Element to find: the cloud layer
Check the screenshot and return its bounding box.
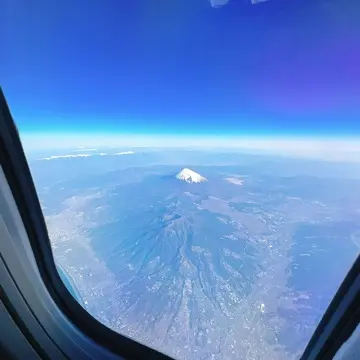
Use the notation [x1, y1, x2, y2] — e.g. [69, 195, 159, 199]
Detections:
[39, 151, 135, 161]
[24, 133, 360, 162]
[41, 154, 92, 160]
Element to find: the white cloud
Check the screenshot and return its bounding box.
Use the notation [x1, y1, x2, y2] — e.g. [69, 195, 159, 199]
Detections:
[114, 151, 135, 155]
[72, 148, 98, 152]
[225, 178, 244, 186]
[40, 154, 92, 160]
[38, 151, 134, 160]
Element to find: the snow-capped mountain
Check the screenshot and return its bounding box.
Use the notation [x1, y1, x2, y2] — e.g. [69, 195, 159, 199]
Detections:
[175, 168, 207, 183]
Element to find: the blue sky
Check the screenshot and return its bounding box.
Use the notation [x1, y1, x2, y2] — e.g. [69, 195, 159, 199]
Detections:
[2, 0, 360, 144]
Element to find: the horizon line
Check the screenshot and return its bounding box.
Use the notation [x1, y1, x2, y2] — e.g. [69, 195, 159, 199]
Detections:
[20, 133, 360, 163]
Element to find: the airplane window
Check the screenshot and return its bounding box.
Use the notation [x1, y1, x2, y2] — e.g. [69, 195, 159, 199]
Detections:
[3, 0, 360, 359]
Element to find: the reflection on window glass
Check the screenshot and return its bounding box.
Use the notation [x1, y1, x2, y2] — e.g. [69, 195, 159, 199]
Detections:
[56, 263, 85, 308]
[334, 323, 360, 360]
[5, 0, 360, 359]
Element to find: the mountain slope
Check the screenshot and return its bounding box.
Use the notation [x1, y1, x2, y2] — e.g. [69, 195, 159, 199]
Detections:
[176, 168, 207, 183]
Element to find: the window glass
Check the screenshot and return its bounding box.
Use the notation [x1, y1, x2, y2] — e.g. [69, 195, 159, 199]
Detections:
[4, 0, 360, 359]
[334, 323, 360, 360]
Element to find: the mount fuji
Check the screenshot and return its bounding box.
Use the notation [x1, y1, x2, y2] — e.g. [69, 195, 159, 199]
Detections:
[175, 168, 207, 183]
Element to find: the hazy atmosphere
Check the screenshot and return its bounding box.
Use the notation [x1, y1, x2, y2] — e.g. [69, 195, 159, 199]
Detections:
[27, 147, 360, 359]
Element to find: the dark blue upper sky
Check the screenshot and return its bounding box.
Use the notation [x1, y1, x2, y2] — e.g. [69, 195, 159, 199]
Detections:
[2, 0, 360, 137]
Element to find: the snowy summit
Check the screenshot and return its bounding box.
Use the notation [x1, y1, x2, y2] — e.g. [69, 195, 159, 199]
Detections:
[176, 168, 207, 183]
